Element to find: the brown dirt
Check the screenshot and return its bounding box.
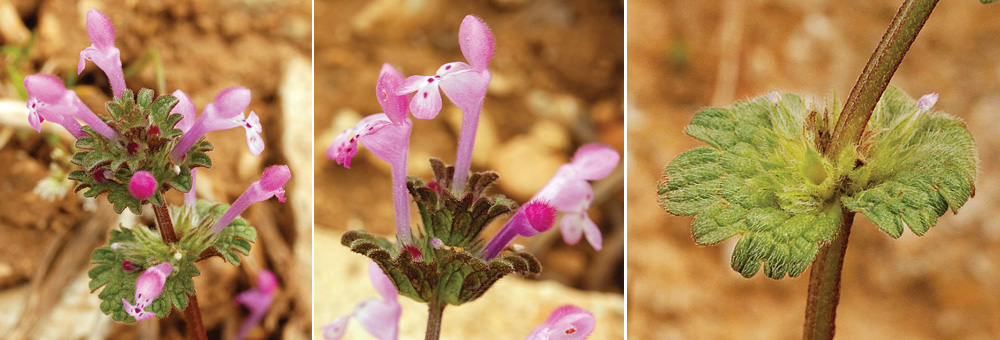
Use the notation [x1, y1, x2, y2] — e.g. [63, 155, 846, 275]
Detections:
[0, 0, 310, 338]
[629, 0, 1000, 339]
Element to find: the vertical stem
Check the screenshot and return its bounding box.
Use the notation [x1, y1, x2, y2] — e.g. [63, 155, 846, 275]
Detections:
[806, 0, 937, 339]
[152, 202, 178, 244]
[152, 202, 207, 340]
[425, 302, 445, 340]
[183, 293, 208, 340]
[828, 0, 939, 157]
[803, 212, 855, 340]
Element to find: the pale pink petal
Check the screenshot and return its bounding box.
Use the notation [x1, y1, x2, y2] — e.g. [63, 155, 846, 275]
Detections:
[359, 117, 412, 167]
[171, 90, 197, 133]
[367, 262, 397, 303]
[376, 64, 409, 124]
[581, 215, 603, 251]
[325, 114, 393, 168]
[122, 298, 156, 321]
[458, 15, 496, 71]
[917, 93, 938, 112]
[235, 270, 277, 340]
[406, 77, 443, 119]
[569, 143, 620, 181]
[534, 167, 593, 212]
[559, 213, 584, 246]
[354, 298, 400, 340]
[207, 87, 252, 120]
[323, 316, 350, 340]
[211, 165, 290, 234]
[526, 305, 595, 340]
[85, 9, 116, 50]
[243, 112, 265, 156]
[439, 69, 489, 111]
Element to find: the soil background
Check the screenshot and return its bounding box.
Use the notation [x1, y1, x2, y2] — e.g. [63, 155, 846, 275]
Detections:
[314, 0, 625, 338]
[0, 0, 311, 339]
[629, 0, 1000, 339]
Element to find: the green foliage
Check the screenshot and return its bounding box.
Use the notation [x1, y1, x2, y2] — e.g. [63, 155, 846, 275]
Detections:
[407, 159, 514, 248]
[342, 230, 540, 306]
[88, 227, 197, 322]
[89, 200, 257, 322]
[659, 87, 977, 279]
[342, 159, 543, 306]
[70, 89, 213, 214]
[842, 87, 977, 237]
[982, 0, 997, 4]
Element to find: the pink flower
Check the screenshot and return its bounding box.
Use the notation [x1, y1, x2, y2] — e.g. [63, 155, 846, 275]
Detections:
[323, 262, 400, 340]
[122, 262, 172, 322]
[77, 9, 126, 99]
[184, 168, 197, 207]
[170, 90, 197, 133]
[525, 305, 596, 340]
[211, 165, 290, 234]
[235, 270, 278, 340]
[170, 87, 263, 160]
[532, 144, 620, 251]
[326, 64, 414, 243]
[128, 171, 157, 200]
[397, 15, 495, 193]
[481, 201, 557, 260]
[23, 74, 118, 140]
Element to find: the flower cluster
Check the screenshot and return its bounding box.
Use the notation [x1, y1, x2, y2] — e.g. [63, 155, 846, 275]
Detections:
[327, 14, 614, 339]
[24, 9, 289, 326]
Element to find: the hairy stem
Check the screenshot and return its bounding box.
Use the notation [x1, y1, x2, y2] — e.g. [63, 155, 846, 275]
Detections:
[152, 202, 207, 340]
[425, 302, 445, 340]
[183, 293, 208, 340]
[828, 0, 939, 156]
[803, 211, 855, 340]
[152, 202, 178, 244]
[806, 0, 938, 339]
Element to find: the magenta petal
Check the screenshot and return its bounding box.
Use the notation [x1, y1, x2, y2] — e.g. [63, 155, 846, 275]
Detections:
[85, 9, 116, 50]
[323, 316, 350, 340]
[257, 269, 278, 294]
[569, 143, 620, 181]
[439, 69, 489, 111]
[376, 64, 409, 124]
[27, 102, 42, 132]
[534, 167, 593, 212]
[458, 15, 496, 71]
[526, 305, 596, 340]
[124, 263, 172, 322]
[171, 90, 197, 133]
[481, 201, 557, 260]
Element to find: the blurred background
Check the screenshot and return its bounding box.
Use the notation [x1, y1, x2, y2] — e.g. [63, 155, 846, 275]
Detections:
[628, 0, 1000, 339]
[0, 0, 311, 338]
[314, 0, 623, 338]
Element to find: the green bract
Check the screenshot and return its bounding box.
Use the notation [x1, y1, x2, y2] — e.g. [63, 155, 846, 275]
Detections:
[658, 87, 976, 279]
[68, 88, 213, 214]
[341, 160, 541, 306]
[88, 200, 257, 322]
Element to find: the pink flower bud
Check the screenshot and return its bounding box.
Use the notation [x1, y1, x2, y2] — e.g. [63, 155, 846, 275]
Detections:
[128, 171, 157, 200]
